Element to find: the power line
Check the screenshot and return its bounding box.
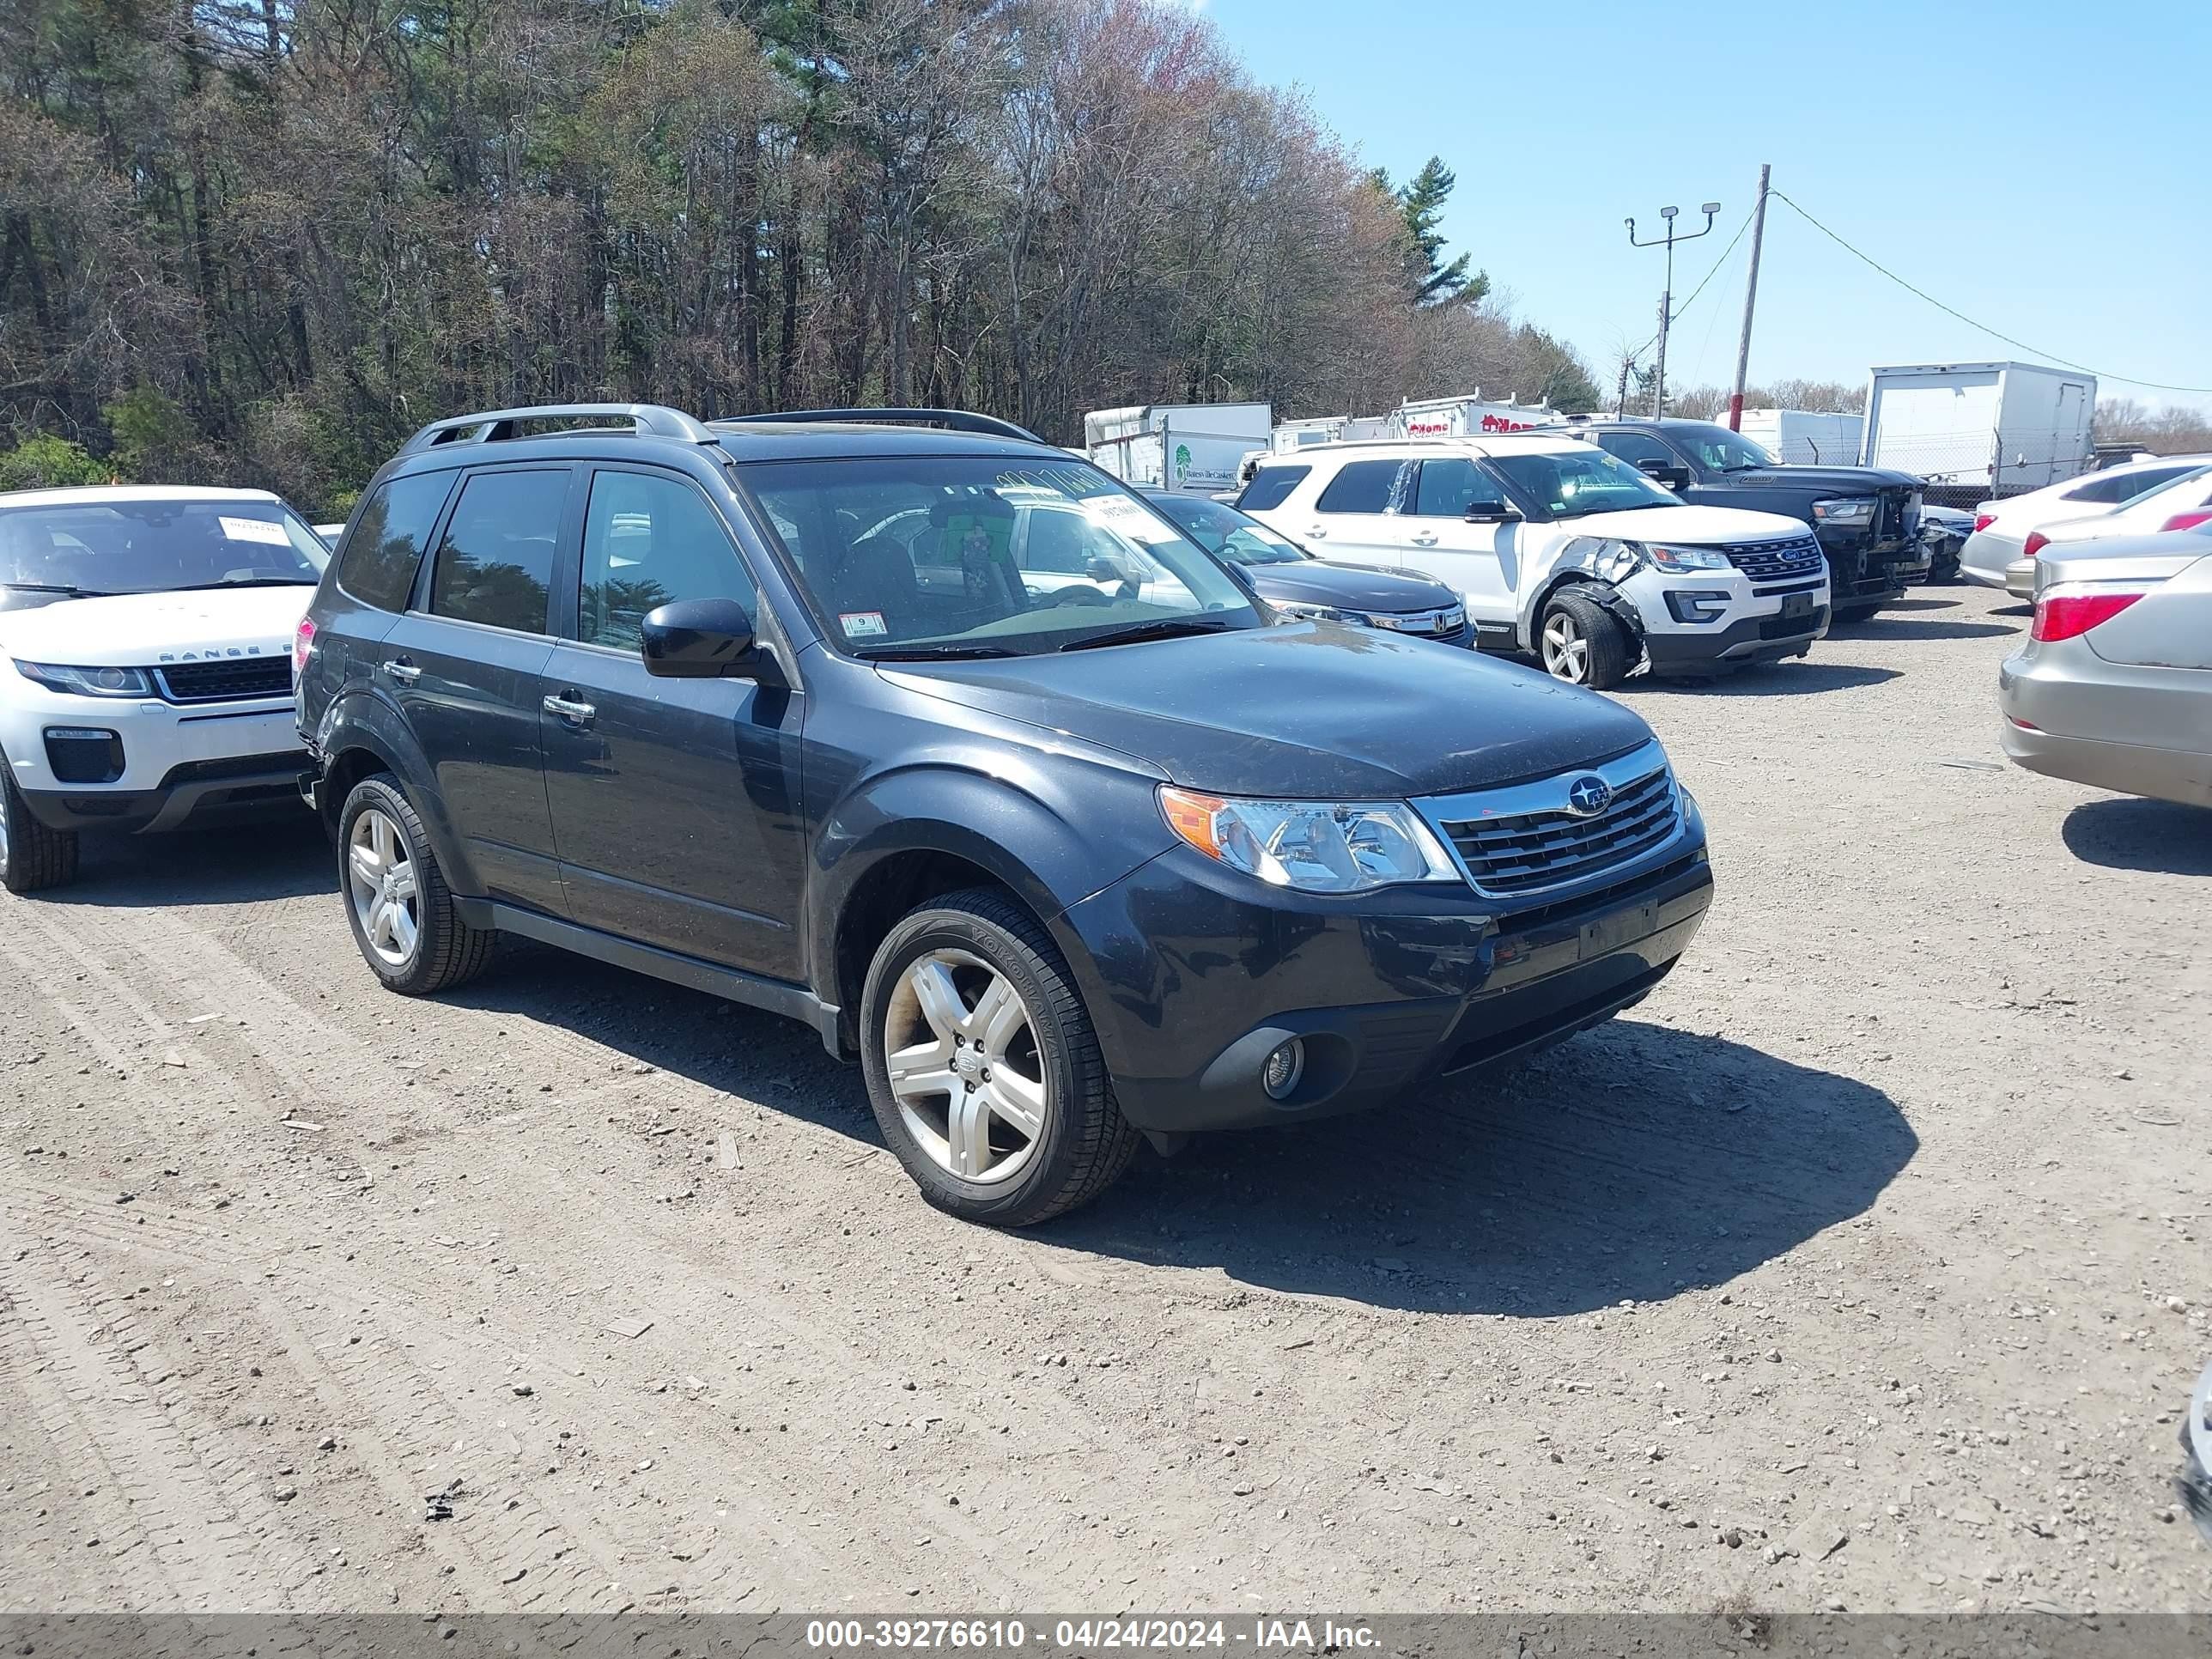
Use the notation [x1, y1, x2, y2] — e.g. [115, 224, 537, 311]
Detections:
[1770, 190, 2212, 396]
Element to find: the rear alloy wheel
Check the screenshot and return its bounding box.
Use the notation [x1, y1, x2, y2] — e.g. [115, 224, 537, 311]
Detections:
[0, 752, 80, 895]
[861, 888, 1138, 1226]
[337, 775, 495, 995]
[1539, 588, 1632, 690]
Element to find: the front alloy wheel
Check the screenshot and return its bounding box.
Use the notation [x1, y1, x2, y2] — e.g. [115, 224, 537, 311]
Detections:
[1540, 609, 1590, 682]
[882, 949, 1048, 1186]
[348, 806, 421, 968]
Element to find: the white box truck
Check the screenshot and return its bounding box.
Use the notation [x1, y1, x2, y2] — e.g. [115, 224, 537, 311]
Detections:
[1861, 362, 2095, 497]
[1737, 408, 1865, 466]
[1385, 393, 1563, 440]
[1082, 403, 1273, 495]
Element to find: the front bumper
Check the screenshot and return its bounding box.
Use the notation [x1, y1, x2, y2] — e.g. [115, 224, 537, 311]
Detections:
[1622, 568, 1829, 671]
[19, 751, 312, 833]
[1060, 827, 1714, 1135]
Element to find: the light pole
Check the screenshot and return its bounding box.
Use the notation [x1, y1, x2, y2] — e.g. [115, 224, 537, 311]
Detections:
[1627, 200, 1719, 417]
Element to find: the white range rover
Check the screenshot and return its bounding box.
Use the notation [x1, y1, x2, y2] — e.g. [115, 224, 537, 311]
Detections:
[1237, 434, 1832, 688]
[0, 485, 328, 893]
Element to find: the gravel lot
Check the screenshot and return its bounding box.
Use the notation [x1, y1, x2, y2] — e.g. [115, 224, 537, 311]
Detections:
[3, 582, 2207, 1617]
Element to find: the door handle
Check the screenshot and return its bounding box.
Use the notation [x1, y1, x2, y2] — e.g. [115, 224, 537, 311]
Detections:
[380, 659, 421, 684]
[543, 693, 596, 726]
[1410, 532, 1440, 546]
[1305, 526, 1328, 538]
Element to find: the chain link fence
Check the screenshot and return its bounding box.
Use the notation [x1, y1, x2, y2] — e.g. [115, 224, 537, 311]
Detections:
[1862, 427, 2099, 509]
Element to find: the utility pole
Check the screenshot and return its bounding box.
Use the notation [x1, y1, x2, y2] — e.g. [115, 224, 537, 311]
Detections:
[1627, 200, 1719, 418]
[1727, 165, 1771, 432]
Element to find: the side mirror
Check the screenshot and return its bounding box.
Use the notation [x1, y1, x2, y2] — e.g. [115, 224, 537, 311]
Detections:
[641, 597, 763, 679]
[1464, 500, 1520, 524]
[1637, 459, 1693, 491]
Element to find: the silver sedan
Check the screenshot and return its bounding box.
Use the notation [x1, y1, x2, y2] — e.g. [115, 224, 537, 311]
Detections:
[1999, 526, 2212, 808]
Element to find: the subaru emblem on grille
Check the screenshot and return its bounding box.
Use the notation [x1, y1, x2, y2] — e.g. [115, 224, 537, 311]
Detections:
[1565, 775, 1613, 817]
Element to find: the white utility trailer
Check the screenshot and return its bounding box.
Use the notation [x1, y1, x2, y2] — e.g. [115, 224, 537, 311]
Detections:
[1384, 393, 1564, 440]
[1082, 403, 1273, 496]
[1861, 362, 2095, 495]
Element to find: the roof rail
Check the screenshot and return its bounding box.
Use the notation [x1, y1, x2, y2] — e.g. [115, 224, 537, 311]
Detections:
[714, 407, 1047, 445]
[398, 403, 717, 455]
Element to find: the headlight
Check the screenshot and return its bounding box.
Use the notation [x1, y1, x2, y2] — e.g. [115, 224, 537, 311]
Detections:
[1645, 544, 1735, 572]
[13, 661, 155, 698]
[1811, 496, 1877, 526]
[1271, 600, 1356, 624]
[1159, 787, 1459, 893]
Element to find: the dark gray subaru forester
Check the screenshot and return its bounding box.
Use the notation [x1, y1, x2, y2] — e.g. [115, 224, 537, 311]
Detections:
[295, 404, 1713, 1225]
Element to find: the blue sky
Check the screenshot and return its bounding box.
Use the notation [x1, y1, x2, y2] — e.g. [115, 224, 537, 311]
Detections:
[1198, 0, 2212, 415]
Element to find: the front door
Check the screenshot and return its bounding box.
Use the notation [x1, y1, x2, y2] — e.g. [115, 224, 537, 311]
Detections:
[381, 463, 573, 915]
[1395, 454, 1521, 629]
[1297, 458, 1408, 564]
[541, 465, 806, 981]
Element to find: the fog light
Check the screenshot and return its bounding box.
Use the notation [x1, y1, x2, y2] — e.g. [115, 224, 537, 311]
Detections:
[1261, 1039, 1304, 1100]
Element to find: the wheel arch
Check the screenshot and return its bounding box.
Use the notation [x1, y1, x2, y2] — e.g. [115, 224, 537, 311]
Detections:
[1523, 570, 1644, 656]
[314, 690, 478, 896]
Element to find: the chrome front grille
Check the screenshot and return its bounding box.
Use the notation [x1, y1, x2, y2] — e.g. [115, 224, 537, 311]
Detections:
[1421, 743, 1682, 899]
[1367, 605, 1466, 637]
[1723, 534, 1825, 584]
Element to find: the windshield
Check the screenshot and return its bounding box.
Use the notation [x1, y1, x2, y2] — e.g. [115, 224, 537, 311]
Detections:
[1146, 495, 1310, 566]
[0, 498, 329, 597]
[1486, 448, 1684, 520]
[1672, 425, 1778, 472]
[742, 457, 1261, 657]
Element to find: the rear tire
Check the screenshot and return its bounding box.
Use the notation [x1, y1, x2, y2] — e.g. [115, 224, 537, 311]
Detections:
[860, 887, 1138, 1226]
[1538, 588, 1633, 690]
[337, 775, 495, 995]
[0, 754, 80, 895]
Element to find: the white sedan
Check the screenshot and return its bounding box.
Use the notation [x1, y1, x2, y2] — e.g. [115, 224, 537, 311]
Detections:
[1960, 455, 2210, 594]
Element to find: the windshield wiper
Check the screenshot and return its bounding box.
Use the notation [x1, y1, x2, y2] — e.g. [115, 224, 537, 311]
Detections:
[1057, 618, 1232, 652]
[2, 581, 110, 598]
[858, 642, 1021, 660]
[170, 577, 319, 591]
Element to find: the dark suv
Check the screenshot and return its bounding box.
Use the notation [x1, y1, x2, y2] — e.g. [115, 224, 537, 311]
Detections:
[295, 404, 1714, 1224]
[1571, 418, 1927, 620]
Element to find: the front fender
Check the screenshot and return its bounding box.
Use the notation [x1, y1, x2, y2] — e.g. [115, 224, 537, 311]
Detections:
[314, 686, 480, 898]
[806, 757, 1173, 1016]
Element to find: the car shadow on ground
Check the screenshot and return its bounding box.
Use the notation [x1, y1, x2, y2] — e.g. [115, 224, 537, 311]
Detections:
[37, 811, 331, 908]
[1622, 662, 1902, 698]
[1047, 1018, 1917, 1316]
[441, 952, 1916, 1318]
[1883, 596, 1964, 612]
[1828, 615, 2021, 641]
[2063, 795, 2212, 876]
[1990, 603, 2033, 618]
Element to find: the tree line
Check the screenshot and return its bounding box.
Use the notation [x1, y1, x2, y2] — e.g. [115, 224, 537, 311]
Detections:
[2, 0, 1603, 513]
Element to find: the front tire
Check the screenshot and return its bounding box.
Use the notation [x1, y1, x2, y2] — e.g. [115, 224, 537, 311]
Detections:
[860, 888, 1138, 1226]
[1539, 588, 1633, 690]
[337, 775, 495, 995]
[0, 753, 79, 895]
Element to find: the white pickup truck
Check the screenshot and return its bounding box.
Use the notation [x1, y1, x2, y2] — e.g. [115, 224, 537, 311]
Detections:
[1237, 434, 1831, 688]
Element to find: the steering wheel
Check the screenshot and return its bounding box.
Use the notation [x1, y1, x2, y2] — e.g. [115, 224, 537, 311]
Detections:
[1041, 584, 1114, 608]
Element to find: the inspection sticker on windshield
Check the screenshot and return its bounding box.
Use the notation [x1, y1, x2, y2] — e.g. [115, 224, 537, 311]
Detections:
[218, 516, 291, 545]
[839, 611, 889, 640]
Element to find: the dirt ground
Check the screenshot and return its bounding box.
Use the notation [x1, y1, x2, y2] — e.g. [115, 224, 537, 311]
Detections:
[3, 581, 2208, 1618]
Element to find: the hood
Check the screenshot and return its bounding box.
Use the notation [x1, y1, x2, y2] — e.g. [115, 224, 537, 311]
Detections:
[880, 623, 1654, 798]
[1245, 562, 1460, 613]
[1714, 464, 1923, 494]
[1568, 503, 1813, 544]
[0, 585, 314, 665]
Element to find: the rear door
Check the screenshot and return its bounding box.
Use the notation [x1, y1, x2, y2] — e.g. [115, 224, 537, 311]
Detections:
[1395, 455, 1521, 629]
[1297, 458, 1409, 563]
[539, 464, 807, 980]
[379, 464, 573, 914]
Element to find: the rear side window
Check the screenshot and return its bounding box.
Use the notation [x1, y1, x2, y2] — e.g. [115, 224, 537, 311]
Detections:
[1237, 465, 1310, 512]
[429, 470, 566, 634]
[336, 472, 453, 612]
[2069, 465, 2192, 505]
[1315, 459, 1407, 515]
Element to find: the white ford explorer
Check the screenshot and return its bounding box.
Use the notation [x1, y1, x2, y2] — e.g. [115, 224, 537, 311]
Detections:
[0, 485, 328, 892]
[1237, 434, 1832, 689]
